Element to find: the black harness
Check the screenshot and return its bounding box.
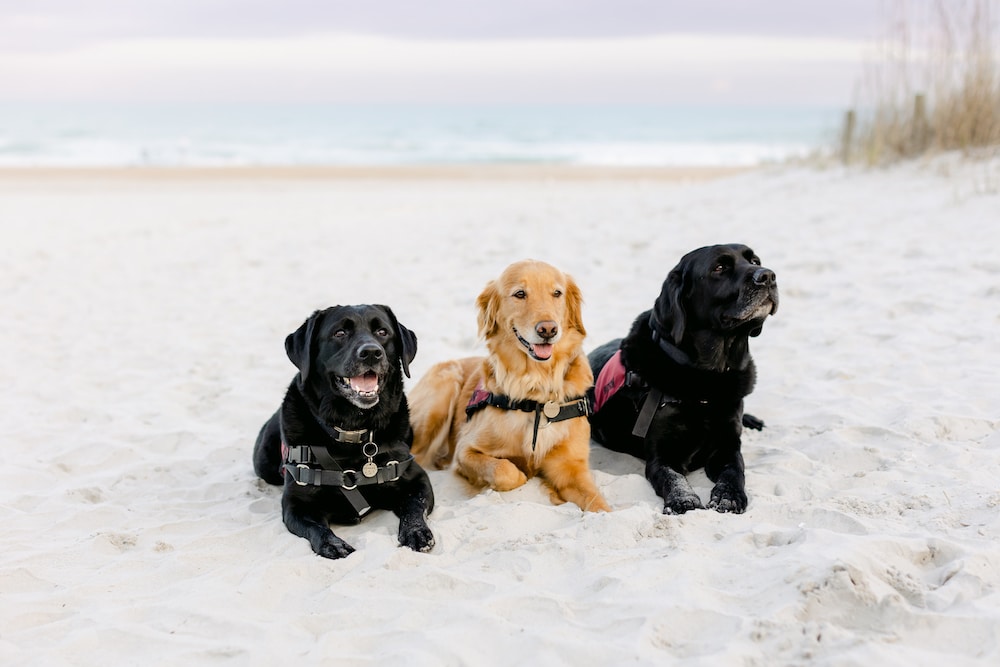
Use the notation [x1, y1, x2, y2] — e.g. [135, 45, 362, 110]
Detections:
[465, 387, 591, 450]
[282, 426, 413, 518]
[594, 315, 715, 439]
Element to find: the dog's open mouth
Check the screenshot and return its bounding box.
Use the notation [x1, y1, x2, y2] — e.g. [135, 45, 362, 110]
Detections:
[337, 371, 380, 400]
[513, 327, 553, 361]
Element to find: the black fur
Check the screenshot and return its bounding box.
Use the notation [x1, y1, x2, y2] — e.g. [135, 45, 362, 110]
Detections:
[253, 305, 434, 559]
[588, 244, 778, 515]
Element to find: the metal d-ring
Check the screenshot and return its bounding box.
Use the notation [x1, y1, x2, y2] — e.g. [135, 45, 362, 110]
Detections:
[362, 441, 378, 458]
[341, 469, 359, 490]
[295, 463, 309, 486]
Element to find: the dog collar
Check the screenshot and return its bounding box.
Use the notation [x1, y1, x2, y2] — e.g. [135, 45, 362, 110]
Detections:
[465, 385, 590, 451]
[330, 426, 372, 444]
[301, 389, 377, 445]
[648, 323, 694, 368]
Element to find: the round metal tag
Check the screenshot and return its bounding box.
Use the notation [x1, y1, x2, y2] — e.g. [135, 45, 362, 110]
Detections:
[362, 461, 379, 478]
[543, 401, 560, 419]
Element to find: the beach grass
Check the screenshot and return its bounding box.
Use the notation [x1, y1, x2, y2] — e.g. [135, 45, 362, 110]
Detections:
[843, 0, 1000, 164]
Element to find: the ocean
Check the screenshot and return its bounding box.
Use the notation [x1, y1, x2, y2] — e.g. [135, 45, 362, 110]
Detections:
[0, 103, 843, 168]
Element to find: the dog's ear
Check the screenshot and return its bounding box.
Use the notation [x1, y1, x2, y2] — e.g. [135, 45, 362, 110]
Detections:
[379, 305, 418, 378]
[285, 309, 324, 383]
[661, 265, 688, 344]
[563, 272, 587, 337]
[476, 279, 502, 340]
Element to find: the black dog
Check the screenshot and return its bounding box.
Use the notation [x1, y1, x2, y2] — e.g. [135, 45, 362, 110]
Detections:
[588, 244, 778, 515]
[253, 305, 435, 559]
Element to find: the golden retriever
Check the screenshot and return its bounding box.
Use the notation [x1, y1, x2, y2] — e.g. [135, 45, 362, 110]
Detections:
[409, 259, 610, 512]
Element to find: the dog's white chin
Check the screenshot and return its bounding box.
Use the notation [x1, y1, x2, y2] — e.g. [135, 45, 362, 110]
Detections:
[727, 296, 776, 327]
[347, 394, 379, 408]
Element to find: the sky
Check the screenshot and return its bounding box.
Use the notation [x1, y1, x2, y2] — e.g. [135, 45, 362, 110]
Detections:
[0, 1, 895, 107]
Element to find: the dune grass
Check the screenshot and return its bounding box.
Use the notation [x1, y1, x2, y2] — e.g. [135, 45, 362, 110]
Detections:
[843, 0, 1000, 164]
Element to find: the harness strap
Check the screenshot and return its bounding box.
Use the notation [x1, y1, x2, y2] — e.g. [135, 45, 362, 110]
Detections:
[631, 387, 663, 439]
[465, 389, 535, 415]
[281, 438, 413, 518]
[466, 390, 591, 421]
[299, 444, 371, 517]
[283, 455, 412, 488]
[465, 386, 590, 451]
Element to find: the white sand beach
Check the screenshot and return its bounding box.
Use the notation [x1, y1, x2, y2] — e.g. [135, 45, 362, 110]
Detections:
[1, 159, 999, 666]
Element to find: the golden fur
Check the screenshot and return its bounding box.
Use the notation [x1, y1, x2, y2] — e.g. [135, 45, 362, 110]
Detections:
[409, 259, 609, 512]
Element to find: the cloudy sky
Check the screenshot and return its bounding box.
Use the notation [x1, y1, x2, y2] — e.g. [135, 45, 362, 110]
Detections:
[0, 1, 893, 106]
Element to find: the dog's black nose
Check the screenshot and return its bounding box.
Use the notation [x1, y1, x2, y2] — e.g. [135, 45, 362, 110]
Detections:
[535, 320, 558, 340]
[357, 343, 384, 362]
[752, 268, 776, 286]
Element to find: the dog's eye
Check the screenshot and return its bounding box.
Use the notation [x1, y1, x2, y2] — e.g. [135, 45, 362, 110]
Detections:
[375, 328, 389, 337]
[713, 255, 736, 274]
[333, 329, 347, 338]
[750, 256, 761, 266]
[512, 290, 526, 299]
[553, 290, 563, 298]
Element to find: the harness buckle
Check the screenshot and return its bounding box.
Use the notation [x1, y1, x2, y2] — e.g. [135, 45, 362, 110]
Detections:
[385, 460, 401, 482]
[333, 426, 368, 444]
[294, 463, 310, 486]
[285, 445, 312, 465]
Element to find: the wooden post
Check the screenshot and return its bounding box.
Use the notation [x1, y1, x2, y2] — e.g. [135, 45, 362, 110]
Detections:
[913, 93, 928, 153]
[841, 109, 856, 164]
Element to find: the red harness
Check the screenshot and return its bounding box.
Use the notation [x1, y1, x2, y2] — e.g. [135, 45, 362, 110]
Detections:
[593, 350, 628, 414]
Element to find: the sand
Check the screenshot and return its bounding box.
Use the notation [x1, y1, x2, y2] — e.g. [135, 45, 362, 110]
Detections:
[1, 158, 998, 666]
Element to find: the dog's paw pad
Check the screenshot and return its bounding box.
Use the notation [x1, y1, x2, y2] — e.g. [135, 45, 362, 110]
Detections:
[663, 495, 703, 515]
[708, 497, 747, 514]
[401, 528, 435, 553]
[316, 537, 355, 560]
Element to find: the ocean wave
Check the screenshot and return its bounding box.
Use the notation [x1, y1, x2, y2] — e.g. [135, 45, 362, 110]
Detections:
[0, 103, 840, 167]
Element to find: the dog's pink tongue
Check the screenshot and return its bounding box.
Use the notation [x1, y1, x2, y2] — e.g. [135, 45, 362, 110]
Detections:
[350, 372, 379, 393]
[533, 343, 554, 360]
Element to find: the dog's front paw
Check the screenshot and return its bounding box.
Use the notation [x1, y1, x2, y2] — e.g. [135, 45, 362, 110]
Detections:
[399, 524, 435, 553]
[663, 490, 704, 515]
[490, 459, 528, 491]
[314, 534, 356, 559]
[708, 484, 748, 514]
[742, 413, 765, 431]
